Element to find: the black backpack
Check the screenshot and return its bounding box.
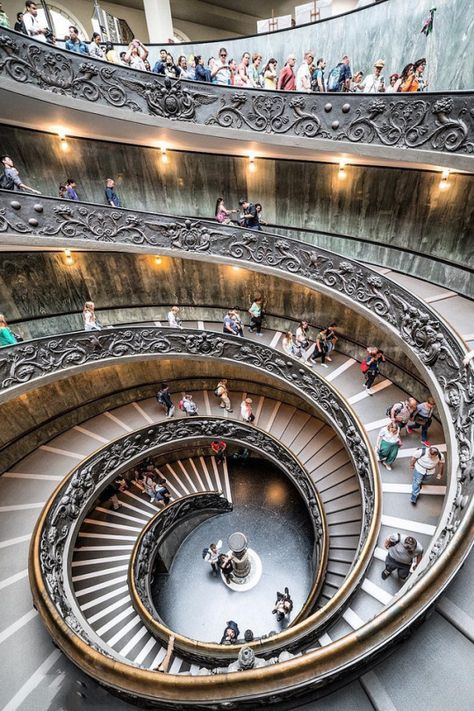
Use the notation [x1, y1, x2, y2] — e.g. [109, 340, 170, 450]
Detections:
[202, 547, 209, 559]
[0, 169, 15, 190]
[386, 402, 402, 418]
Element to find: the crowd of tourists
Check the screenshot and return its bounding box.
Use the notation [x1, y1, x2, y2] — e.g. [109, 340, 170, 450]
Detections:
[3, 2, 429, 94]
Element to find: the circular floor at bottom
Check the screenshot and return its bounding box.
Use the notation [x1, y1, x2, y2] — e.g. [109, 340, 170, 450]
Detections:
[151, 460, 315, 642]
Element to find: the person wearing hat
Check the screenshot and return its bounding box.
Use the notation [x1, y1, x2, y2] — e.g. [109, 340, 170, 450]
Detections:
[359, 60, 386, 93]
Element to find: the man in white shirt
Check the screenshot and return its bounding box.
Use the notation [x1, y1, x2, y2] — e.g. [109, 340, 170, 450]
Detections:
[204, 540, 222, 576]
[359, 59, 386, 93]
[23, 1, 47, 43]
[410, 445, 444, 505]
[296, 51, 314, 92]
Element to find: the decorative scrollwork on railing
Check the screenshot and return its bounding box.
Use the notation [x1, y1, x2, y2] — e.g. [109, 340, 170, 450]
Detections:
[0, 29, 472, 155]
[1, 193, 469, 581]
[37, 417, 330, 664]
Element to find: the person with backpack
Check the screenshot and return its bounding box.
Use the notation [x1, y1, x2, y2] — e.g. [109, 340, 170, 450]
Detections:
[204, 540, 222, 576]
[180, 393, 198, 416]
[156, 383, 175, 417]
[327, 54, 352, 92]
[216, 379, 233, 412]
[0, 155, 40, 193]
[376, 421, 402, 470]
[361, 347, 385, 392]
[407, 397, 435, 446]
[410, 445, 444, 505]
[382, 533, 423, 581]
[388, 398, 417, 433]
[309, 327, 330, 368]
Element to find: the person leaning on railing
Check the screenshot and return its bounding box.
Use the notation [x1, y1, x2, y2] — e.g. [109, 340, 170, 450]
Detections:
[0, 154, 41, 193]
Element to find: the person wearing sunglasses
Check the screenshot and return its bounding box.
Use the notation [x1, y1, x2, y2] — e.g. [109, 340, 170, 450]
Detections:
[211, 46, 231, 85]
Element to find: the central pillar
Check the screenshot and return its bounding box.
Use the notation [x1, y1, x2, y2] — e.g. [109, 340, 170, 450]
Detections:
[143, 0, 173, 43]
[228, 532, 251, 579]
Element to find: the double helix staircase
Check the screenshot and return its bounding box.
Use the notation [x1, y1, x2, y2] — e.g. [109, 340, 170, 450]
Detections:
[0, 315, 452, 701]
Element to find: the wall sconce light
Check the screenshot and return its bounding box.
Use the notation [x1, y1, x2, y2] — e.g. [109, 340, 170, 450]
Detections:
[248, 153, 257, 173]
[57, 128, 68, 151]
[160, 145, 169, 164]
[232, 265, 241, 271]
[64, 248, 74, 266]
[338, 160, 347, 179]
[439, 168, 450, 191]
[154, 255, 162, 265]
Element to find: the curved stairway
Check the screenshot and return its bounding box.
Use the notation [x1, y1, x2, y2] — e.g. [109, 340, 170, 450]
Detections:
[0, 318, 452, 704]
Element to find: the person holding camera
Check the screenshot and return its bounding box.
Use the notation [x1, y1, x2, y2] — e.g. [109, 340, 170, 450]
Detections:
[382, 533, 423, 580]
[124, 39, 149, 71]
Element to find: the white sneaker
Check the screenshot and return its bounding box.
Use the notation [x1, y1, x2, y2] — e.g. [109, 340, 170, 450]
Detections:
[321, 363, 329, 368]
[169, 406, 175, 417]
[382, 462, 392, 471]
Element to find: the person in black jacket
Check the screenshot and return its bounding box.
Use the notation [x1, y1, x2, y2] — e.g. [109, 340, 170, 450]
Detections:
[220, 620, 240, 644]
[14, 12, 27, 33]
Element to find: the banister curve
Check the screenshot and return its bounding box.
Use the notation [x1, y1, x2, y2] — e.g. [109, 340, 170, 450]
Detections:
[0, 29, 472, 167]
[4, 193, 472, 706]
[29, 368, 375, 661]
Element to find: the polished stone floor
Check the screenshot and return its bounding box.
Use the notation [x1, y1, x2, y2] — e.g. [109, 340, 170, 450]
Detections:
[151, 460, 315, 643]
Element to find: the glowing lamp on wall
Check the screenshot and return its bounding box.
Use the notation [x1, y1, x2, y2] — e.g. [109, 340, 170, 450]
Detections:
[160, 145, 169, 164]
[439, 169, 450, 191]
[64, 249, 74, 266]
[338, 160, 347, 180]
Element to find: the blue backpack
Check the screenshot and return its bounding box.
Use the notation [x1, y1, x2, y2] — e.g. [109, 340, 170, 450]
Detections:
[327, 64, 342, 92]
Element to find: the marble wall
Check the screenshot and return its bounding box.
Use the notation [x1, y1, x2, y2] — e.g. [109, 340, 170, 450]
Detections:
[127, 0, 473, 90]
[0, 249, 429, 392]
[1, 125, 472, 291]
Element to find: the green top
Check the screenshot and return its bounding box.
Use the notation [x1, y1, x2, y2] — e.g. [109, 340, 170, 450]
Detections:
[0, 327, 17, 347]
[0, 11, 9, 28]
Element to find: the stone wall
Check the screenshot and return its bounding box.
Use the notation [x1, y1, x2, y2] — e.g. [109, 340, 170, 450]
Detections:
[1, 125, 472, 293]
[125, 0, 472, 90]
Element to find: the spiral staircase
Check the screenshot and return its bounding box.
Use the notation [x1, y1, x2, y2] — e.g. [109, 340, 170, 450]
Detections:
[0, 2, 473, 708]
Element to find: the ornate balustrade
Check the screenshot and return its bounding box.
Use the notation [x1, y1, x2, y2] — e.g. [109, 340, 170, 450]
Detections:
[3, 191, 472, 707]
[0, 29, 472, 163]
[31, 418, 336, 666]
